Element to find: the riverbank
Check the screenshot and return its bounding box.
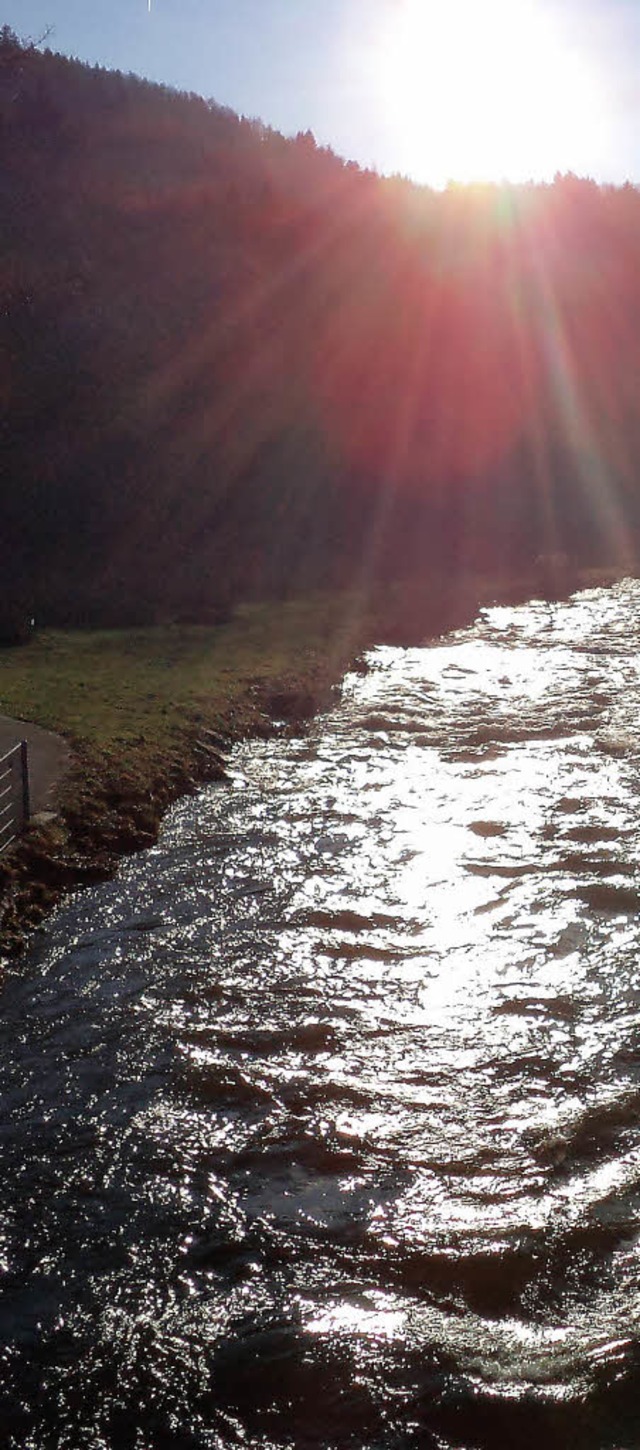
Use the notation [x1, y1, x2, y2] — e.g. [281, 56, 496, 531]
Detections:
[0, 568, 629, 957]
[0, 591, 386, 956]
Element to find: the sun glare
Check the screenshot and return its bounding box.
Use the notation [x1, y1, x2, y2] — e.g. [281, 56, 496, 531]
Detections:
[375, 0, 605, 186]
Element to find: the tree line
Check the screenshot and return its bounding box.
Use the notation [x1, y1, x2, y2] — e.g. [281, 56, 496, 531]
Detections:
[2, 27, 640, 634]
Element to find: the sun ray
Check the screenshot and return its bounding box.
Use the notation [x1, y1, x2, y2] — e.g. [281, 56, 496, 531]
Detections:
[373, 0, 606, 186]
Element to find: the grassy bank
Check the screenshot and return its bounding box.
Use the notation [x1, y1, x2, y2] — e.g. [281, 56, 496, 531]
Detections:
[0, 590, 393, 955]
[0, 567, 629, 957]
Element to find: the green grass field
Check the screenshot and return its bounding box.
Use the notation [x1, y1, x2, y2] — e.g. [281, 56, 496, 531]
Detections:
[0, 592, 375, 750]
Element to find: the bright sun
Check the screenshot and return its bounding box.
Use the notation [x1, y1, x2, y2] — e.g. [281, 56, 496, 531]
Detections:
[374, 0, 605, 186]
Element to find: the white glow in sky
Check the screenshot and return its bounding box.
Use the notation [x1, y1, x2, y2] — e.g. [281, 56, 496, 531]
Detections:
[371, 0, 609, 186]
[3, 0, 639, 186]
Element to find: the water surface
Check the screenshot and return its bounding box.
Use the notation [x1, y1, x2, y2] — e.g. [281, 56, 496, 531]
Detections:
[4, 581, 640, 1447]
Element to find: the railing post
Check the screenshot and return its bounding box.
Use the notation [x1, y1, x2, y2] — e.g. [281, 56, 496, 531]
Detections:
[20, 739, 30, 827]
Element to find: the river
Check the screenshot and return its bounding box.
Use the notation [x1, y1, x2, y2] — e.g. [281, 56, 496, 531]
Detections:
[3, 580, 640, 1448]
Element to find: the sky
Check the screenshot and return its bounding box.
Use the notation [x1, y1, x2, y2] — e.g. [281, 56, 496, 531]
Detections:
[3, 0, 640, 188]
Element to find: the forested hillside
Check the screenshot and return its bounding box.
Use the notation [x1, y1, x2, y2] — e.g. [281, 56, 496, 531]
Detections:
[2, 27, 640, 629]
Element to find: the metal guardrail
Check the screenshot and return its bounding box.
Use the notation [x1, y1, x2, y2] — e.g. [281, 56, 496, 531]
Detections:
[0, 740, 30, 854]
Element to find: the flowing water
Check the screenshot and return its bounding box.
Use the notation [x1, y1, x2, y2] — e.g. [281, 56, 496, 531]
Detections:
[4, 581, 640, 1448]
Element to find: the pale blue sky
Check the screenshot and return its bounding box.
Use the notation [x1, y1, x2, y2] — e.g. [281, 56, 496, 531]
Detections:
[3, 0, 639, 186]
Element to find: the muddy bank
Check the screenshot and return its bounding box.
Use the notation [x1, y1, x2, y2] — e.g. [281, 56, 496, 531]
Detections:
[0, 662, 345, 958]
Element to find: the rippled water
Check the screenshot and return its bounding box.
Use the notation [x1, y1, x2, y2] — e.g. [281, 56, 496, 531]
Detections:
[5, 581, 640, 1448]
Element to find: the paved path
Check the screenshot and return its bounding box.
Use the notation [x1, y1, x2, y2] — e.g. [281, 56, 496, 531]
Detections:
[0, 716, 70, 815]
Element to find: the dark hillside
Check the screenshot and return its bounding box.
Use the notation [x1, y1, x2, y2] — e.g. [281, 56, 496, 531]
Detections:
[2, 28, 640, 628]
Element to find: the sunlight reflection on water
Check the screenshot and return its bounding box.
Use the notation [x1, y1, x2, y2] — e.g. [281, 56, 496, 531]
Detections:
[5, 582, 640, 1445]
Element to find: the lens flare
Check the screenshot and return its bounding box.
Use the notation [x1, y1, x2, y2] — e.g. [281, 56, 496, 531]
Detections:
[374, 0, 606, 185]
